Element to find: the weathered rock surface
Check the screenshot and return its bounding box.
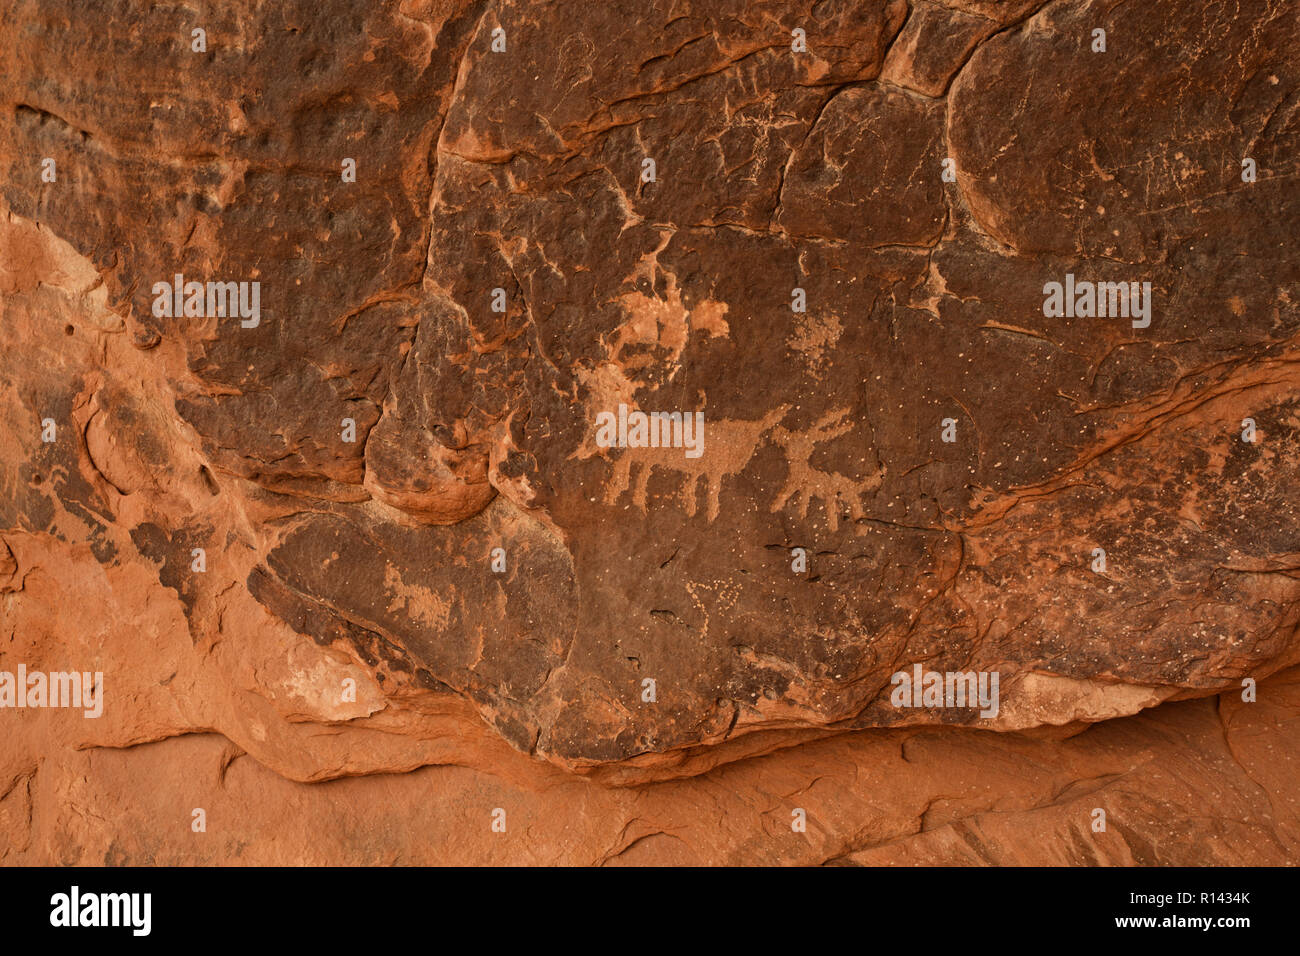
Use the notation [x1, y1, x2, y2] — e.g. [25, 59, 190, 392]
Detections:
[1, 0, 1297, 864]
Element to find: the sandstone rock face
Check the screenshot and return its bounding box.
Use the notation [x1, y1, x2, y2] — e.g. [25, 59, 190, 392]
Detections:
[1, 0, 1297, 864]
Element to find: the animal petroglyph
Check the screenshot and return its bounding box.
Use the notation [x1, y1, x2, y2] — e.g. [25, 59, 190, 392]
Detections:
[599, 404, 882, 527]
[605, 405, 791, 521]
[770, 408, 883, 531]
